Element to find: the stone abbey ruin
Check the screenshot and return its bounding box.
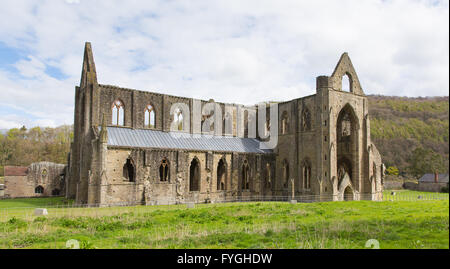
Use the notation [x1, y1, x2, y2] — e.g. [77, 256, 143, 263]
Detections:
[65, 42, 384, 206]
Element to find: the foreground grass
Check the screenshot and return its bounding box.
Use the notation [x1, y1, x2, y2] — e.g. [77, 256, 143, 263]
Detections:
[0, 198, 448, 249]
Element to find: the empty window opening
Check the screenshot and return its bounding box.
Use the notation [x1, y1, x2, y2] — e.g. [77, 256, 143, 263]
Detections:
[174, 108, 184, 131]
[283, 160, 289, 188]
[35, 185, 44, 194]
[242, 160, 250, 190]
[159, 158, 169, 182]
[302, 160, 311, 189]
[217, 159, 226, 191]
[112, 100, 125, 126]
[281, 111, 289, 134]
[189, 158, 200, 191]
[123, 158, 135, 182]
[301, 108, 311, 131]
[145, 104, 155, 128]
[342, 73, 351, 92]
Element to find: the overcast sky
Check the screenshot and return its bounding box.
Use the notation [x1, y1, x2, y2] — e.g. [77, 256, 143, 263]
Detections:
[0, 0, 448, 129]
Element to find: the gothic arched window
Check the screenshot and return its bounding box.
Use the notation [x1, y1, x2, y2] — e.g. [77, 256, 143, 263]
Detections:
[41, 169, 48, 183]
[242, 160, 250, 190]
[283, 159, 289, 188]
[159, 158, 170, 182]
[189, 158, 200, 191]
[145, 104, 155, 128]
[342, 73, 352, 92]
[174, 108, 184, 131]
[112, 100, 125, 126]
[301, 108, 311, 131]
[339, 110, 352, 141]
[217, 158, 226, 191]
[123, 158, 135, 182]
[302, 159, 311, 189]
[35, 185, 44, 194]
[281, 111, 289, 134]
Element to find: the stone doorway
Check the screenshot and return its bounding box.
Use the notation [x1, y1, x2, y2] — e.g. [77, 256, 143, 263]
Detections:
[344, 186, 353, 201]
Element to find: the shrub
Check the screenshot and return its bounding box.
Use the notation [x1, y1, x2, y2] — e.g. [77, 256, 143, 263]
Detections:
[386, 166, 399, 176]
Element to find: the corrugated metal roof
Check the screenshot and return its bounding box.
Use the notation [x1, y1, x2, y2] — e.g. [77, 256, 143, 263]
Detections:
[105, 127, 272, 154]
[418, 174, 449, 183]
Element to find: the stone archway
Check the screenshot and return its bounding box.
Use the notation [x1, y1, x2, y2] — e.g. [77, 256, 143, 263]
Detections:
[217, 158, 227, 191]
[336, 104, 359, 192]
[344, 186, 353, 201]
[189, 158, 200, 192]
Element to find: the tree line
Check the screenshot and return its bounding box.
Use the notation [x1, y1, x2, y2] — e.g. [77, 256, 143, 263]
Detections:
[0, 125, 72, 176]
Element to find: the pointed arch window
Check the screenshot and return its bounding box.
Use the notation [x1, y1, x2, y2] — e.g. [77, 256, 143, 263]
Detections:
[342, 73, 352, 92]
[224, 112, 232, 135]
[145, 104, 156, 128]
[339, 110, 352, 140]
[281, 111, 289, 134]
[301, 108, 311, 131]
[189, 158, 200, 191]
[41, 169, 48, 183]
[242, 160, 250, 190]
[282, 159, 289, 188]
[174, 108, 184, 131]
[123, 158, 135, 182]
[217, 158, 226, 191]
[35, 185, 44, 194]
[302, 160, 311, 189]
[159, 158, 169, 182]
[112, 100, 124, 126]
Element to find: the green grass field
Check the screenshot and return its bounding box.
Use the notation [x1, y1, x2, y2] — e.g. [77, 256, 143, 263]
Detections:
[0, 191, 448, 249]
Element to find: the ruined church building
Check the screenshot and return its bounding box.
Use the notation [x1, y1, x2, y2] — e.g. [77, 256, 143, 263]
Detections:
[66, 42, 384, 206]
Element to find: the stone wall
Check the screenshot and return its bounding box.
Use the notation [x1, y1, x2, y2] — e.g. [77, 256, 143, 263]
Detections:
[418, 182, 448, 192]
[4, 162, 66, 198]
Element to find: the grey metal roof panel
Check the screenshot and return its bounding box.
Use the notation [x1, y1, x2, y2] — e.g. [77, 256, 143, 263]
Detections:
[105, 127, 272, 154]
[418, 174, 449, 183]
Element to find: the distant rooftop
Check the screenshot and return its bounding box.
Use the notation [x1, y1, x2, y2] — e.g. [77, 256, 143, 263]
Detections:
[419, 174, 449, 183]
[4, 166, 28, 177]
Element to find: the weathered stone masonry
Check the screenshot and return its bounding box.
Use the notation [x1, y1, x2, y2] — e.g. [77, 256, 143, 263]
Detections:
[66, 42, 384, 206]
[4, 162, 66, 198]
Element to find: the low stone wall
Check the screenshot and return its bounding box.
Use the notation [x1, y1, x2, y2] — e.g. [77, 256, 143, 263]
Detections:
[418, 182, 448, 193]
[403, 181, 418, 191]
[383, 181, 404, 190]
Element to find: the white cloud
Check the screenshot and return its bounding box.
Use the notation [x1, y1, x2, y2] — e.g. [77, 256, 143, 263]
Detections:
[0, 118, 21, 130]
[0, 0, 448, 129]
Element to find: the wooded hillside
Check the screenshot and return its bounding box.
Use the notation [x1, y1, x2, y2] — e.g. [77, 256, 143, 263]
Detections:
[368, 95, 449, 177]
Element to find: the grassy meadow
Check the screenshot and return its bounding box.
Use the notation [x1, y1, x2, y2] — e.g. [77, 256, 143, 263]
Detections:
[0, 191, 448, 249]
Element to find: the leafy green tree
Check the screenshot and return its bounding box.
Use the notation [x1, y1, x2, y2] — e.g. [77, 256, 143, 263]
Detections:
[386, 166, 399, 176]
